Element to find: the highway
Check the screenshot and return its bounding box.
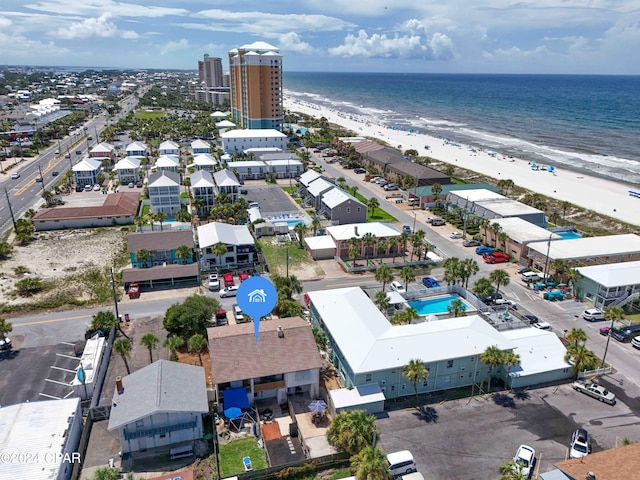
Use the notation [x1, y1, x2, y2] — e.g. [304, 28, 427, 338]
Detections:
[0, 94, 139, 236]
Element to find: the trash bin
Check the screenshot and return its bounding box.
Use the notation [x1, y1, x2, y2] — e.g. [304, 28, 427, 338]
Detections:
[124, 313, 130, 322]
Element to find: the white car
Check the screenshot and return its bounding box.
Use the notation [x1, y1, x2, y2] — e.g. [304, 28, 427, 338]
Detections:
[220, 285, 239, 298]
[572, 380, 616, 405]
[493, 298, 517, 309]
[533, 322, 552, 330]
[11, 172, 20, 179]
[450, 232, 463, 239]
[0, 335, 11, 351]
[390, 281, 406, 294]
[569, 428, 591, 458]
[513, 445, 535, 478]
[208, 273, 220, 291]
[93, 184, 101, 191]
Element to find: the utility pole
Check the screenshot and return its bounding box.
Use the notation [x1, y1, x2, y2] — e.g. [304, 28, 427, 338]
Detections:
[37, 165, 46, 194]
[110, 267, 120, 321]
[4, 187, 17, 230]
[601, 316, 615, 369]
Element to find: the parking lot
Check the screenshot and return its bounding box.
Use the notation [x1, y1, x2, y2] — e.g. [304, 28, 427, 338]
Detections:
[376, 377, 640, 480]
[240, 184, 300, 216]
[0, 341, 82, 405]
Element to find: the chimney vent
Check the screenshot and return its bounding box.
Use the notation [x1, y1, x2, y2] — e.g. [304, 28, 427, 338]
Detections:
[277, 326, 284, 338]
[586, 473, 596, 480]
[116, 376, 124, 394]
[354, 226, 359, 236]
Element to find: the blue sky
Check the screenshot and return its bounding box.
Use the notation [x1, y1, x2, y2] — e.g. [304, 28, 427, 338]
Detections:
[1, 0, 639, 74]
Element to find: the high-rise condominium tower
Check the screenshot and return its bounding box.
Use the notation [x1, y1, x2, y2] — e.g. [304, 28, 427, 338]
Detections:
[228, 42, 283, 130]
[198, 54, 223, 88]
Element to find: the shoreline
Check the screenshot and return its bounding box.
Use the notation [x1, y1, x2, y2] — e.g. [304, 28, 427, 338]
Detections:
[284, 97, 640, 227]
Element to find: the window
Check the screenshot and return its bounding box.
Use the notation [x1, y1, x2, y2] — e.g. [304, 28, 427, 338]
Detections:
[365, 374, 372, 382]
[446, 360, 454, 368]
[391, 385, 395, 391]
[347, 208, 351, 214]
[159, 434, 166, 438]
[422, 380, 428, 387]
[401, 384, 406, 390]
[135, 420, 144, 428]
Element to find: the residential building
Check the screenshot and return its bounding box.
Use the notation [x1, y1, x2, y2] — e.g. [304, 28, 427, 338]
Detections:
[385, 161, 452, 187]
[107, 360, 208, 456]
[547, 442, 640, 480]
[226, 160, 266, 180]
[326, 222, 402, 259]
[154, 154, 180, 173]
[220, 129, 288, 154]
[113, 156, 142, 184]
[191, 139, 211, 155]
[355, 143, 403, 175]
[191, 170, 216, 218]
[192, 153, 217, 172]
[448, 189, 547, 227]
[213, 169, 240, 203]
[0, 398, 83, 480]
[198, 222, 256, 269]
[228, 41, 283, 130]
[575, 260, 640, 310]
[72, 157, 102, 186]
[199, 54, 224, 88]
[89, 142, 116, 162]
[32, 192, 139, 231]
[158, 140, 179, 155]
[304, 235, 337, 260]
[208, 316, 323, 408]
[480, 217, 562, 262]
[263, 158, 304, 179]
[148, 170, 181, 215]
[527, 234, 640, 270]
[305, 178, 335, 210]
[128, 230, 195, 268]
[407, 183, 500, 210]
[320, 188, 367, 225]
[298, 170, 322, 193]
[125, 141, 149, 158]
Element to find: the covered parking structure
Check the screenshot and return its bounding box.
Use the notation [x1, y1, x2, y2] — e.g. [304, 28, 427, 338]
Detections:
[121, 263, 200, 290]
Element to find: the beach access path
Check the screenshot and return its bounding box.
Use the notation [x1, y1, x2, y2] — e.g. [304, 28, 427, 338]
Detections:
[284, 97, 640, 227]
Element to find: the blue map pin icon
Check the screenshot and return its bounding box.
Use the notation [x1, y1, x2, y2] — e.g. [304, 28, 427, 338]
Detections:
[237, 276, 278, 343]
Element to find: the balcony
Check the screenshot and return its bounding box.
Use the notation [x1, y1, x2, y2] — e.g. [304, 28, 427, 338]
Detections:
[253, 379, 285, 392]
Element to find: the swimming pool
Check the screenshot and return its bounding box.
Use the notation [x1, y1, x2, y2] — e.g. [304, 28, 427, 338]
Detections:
[557, 231, 582, 240]
[408, 295, 475, 316]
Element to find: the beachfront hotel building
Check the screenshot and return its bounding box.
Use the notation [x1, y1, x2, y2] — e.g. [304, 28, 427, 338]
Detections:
[198, 54, 224, 88]
[228, 41, 283, 130]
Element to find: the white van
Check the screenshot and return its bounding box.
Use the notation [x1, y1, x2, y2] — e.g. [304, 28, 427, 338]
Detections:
[387, 450, 417, 478]
[583, 308, 605, 322]
[521, 271, 541, 283]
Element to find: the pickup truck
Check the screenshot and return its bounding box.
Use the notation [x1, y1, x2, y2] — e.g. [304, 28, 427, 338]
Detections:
[572, 380, 616, 405]
[127, 282, 140, 299]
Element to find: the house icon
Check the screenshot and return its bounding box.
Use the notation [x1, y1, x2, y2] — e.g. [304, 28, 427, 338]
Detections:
[248, 288, 267, 303]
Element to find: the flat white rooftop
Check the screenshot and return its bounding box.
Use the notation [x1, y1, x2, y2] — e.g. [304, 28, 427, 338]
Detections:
[577, 260, 640, 288]
[449, 188, 505, 203]
[221, 129, 286, 139]
[528, 234, 640, 260]
[326, 222, 400, 241]
[477, 199, 544, 217]
[490, 217, 562, 244]
[502, 328, 571, 378]
[330, 383, 385, 409]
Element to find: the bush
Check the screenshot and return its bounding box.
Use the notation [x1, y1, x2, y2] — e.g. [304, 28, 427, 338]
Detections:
[163, 295, 221, 340]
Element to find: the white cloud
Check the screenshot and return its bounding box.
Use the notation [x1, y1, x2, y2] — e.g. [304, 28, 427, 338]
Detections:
[0, 16, 12, 28]
[329, 19, 453, 60]
[0, 32, 69, 57]
[275, 32, 317, 54]
[55, 12, 138, 40]
[160, 38, 190, 55]
[25, 0, 188, 18]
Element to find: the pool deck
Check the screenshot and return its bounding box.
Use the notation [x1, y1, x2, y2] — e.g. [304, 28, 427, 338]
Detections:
[408, 294, 477, 317]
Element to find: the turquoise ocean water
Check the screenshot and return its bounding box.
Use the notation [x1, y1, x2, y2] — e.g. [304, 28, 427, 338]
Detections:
[284, 73, 640, 185]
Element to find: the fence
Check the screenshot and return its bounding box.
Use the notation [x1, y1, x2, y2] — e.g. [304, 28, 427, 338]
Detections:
[578, 367, 613, 379]
[238, 453, 350, 480]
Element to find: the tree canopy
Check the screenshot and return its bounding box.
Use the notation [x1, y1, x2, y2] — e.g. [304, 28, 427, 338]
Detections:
[327, 409, 378, 456]
[163, 295, 220, 340]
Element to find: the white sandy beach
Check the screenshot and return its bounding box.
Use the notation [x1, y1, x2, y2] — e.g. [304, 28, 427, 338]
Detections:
[284, 97, 640, 227]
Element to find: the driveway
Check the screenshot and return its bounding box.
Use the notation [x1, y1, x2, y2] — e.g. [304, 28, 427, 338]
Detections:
[375, 379, 640, 480]
[240, 184, 299, 216]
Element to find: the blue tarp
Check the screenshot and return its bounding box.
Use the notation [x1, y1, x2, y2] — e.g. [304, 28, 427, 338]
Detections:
[223, 387, 250, 411]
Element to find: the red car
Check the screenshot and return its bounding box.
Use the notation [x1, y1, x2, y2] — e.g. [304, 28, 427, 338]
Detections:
[484, 252, 510, 264]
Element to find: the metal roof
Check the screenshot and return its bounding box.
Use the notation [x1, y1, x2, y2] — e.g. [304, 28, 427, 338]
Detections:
[489, 217, 562, 244]
[577, 260, 640, 288]
[190, 169, 215, 187]
[197, 222, 254, 248]
[221, 129, 286, 139]
[326, 222, 401, 241]
[213, 169, 240, 187]
[528, 234, 640, 260]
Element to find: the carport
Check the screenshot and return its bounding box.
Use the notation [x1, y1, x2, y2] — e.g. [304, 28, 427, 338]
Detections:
[121, 263, 200, 289]
[304, 236, 336, 260]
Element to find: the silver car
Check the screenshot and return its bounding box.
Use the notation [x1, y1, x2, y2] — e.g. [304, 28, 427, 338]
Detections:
[572, 380, 616, 405]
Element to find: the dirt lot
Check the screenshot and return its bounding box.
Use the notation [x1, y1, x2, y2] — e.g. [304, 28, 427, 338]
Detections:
[0, 227, 127, 309]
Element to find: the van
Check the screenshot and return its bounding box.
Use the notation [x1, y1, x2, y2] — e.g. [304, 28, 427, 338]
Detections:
[583, 309, 605, 322]
[430, 218, 445, 226]
[521, 271, 541, 283]
[387, 450, 417, 478]
[612, 325, 640, 342]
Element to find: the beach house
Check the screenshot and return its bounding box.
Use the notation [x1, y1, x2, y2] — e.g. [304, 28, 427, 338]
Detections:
[191, 139, 211, 154]
[448, 189, 547, 227]
[72, 157, 102, 187]
[575, 261, 640, 310]
[154, 154, 180, 173]
[264, 158, 304, 179]
[305, 178, 335, 210]
[158, 140, 180, 155]
[213, 169, 240, 203]
[147, 170, 181, 215]
[226, 160, 267, 180]
[325, 223, 402, 260]
[192, 153, 218, 172]
[198, 222, 257, 269]
[319, 188, 367, 225]
[125, 141, 149, 158]
[127, 230, 195, 268]
[220, 129, 288, 154]
[480, 217, 562, 262]
[113, 156, 142, 185]
[89, 142, 116, 163]
[190, 170, 216, 218]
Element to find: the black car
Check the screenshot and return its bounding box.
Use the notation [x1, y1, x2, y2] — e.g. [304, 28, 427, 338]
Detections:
[75, 184, 84, 192]
[354, 168, 366, 174]
[35, 177, 43, 183]
[517, 266, 532, 274]
[52, 171, 59, 176]
[522, 314, 539, 324]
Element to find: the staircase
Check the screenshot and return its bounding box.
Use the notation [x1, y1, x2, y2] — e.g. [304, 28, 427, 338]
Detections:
[610, 291, 640, 308]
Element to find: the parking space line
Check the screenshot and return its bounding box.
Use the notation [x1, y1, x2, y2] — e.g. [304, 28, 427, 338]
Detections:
[61, 341, 76, 346]
[45, 378, 72, 386]
[64, 391, 74, 398]
[56, 353, 79, 360]
[51, 366, 77, 373]
[39, 392, 62, 399]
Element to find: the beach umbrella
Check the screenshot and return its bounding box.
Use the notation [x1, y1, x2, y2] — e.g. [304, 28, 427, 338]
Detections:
[224, 407, 242, 419]
[308, 399, 327, 413]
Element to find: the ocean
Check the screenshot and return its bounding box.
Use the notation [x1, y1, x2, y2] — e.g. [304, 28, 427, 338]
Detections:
[283, 72, 640, 186]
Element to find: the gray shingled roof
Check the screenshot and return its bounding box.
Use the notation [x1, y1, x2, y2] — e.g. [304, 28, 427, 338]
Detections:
[107, 360, 208, 431]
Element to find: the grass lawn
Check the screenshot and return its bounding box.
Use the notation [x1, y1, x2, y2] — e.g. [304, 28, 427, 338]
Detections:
[261, 241, 313, 275]
[141, 205, 150, 216]
[354, 192, 397, 222]
[625, 312, 640, 325]
[218, 437, 268, 477]
[325, 468, 353, 480]
[136, 110, 165, 120]
[281, 186, 296, 195]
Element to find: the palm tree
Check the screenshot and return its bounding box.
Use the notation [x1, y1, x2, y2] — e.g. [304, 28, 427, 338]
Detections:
[443, 257, 462, 285]
[403, 306, 420, 324]
[188, 333, 208, 366]
[164, 335, 184, 361]
[604, 305, 625, 324]
[399, 266, 415, 290]
[374, 290, 390, 313]
[480, 345, 504, 392]
[362, 232, 376, 260]
[499, 460, 528, 480]
[460, 258, 479, 288]
[294, 222, 309, 248]
[348, 237, 361, 267]
[498, 232, 509, 251]
[375, 265, 394, 291]
[565, 268, 581, 296]
[502, 351, 521, 387]
[447, 299, 467, 317]
[135, 248, 151, 268]
[565, 343, 599, 378]
[566, 328, 587, 346]
[490, 222, 502, 248]
[154, 211, 168, 231]
[561, 200, 571, 221]
[140, 333, 159, 364]
[175, 208, 192, 223]
[211, 242, 228, 269]
[350, 185, 358, 197]
[311, 216, 321, 236]
[388, 236, 401, 263]
[326, 410, 378, 456]
[367, 197, 379, 216]
[489, 269, 510, 295]
[175, 245, 192, 264]
[473, 277, 494, 298]
[113, 338, 133, 374]
[431, 182, 442, 197]
[402, 359, 429, 399]
[134, 215, 147, 232]
[0, 317, 13, 338]
[410, 230, 425, 262]
[351, 446, 390, 480]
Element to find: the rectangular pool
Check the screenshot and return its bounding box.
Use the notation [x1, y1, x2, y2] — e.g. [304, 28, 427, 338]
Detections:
[408, 295, 475, 316]
[557, 231, 582, 240]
